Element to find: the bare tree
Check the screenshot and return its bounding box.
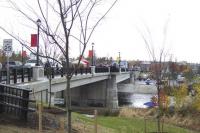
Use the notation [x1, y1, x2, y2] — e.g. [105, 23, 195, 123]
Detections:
[0, 0, 118, 132]
[138, 18, 171, 132]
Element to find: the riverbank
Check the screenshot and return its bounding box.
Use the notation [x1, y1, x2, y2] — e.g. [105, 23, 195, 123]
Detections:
[0, 107, 199, 133]
[119, 108, 200, 132]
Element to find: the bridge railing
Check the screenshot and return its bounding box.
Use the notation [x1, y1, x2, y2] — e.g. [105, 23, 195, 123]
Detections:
[0, 67, 33, 84]
[44, 67, 92, 77]
[95, 66, 110, 73]
[44, 66, 130, 79]
[0, 83, 35, 121]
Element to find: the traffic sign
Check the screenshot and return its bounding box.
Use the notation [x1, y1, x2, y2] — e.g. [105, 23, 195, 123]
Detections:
[3, 39, 13, 57]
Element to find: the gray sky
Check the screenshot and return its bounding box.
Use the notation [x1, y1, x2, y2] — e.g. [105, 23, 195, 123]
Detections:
[1, 0, 200, 63]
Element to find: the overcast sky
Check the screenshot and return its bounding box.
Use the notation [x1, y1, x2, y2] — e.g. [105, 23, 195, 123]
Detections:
[1, 0, 200, 63]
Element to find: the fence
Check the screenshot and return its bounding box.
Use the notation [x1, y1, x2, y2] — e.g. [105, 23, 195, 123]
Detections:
[0, 83, 35, 121]
[0, 67, 32, 84]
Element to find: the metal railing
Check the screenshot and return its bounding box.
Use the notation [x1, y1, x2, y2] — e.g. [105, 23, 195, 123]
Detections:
[95, 67, 109, 73]
[0, 67, 32, 84]
[0, 83, 35, 121]
[44, 66, 130, 79]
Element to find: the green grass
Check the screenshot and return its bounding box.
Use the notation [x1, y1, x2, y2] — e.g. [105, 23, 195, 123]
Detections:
[73, 112, 198, 133]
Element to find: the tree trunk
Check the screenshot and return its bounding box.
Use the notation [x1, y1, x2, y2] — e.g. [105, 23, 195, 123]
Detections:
[157, 85, 161, 133]
[48, 68, 52, 108]
[66, 76, 71, 133]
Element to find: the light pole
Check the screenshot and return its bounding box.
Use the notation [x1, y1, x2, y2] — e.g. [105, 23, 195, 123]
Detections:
[92, 43, 94, 66]
[36, 19, 41, 66]
[118, 51, 121, 68]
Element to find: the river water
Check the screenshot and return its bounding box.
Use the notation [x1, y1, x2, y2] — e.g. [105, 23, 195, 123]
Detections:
[118, 93, 155, 108]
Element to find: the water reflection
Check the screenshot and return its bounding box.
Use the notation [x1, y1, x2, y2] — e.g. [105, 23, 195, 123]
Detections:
[131, 94, 154, 108]
[118, 92, 155, 108]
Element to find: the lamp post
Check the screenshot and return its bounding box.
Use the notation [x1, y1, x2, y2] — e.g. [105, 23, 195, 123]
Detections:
[22, 45, 24, 66]
[92, 43, 94, 66]
[36, 19, 41, 66]
[118, 51, 121, 68]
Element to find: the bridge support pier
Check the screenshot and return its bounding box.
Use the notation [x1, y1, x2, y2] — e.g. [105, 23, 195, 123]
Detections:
[106, 75, 118, 108]
[129, 72, 135, 84]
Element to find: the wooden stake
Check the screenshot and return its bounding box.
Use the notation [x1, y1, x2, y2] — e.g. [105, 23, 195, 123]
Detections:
[144, 118, 147, 133]
[94, 109, 98, 133]
[38, 103, 42, 132]
[59, 117, 65, 133]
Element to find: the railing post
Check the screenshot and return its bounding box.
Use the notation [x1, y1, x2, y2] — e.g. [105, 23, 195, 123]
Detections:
[13, 69, 17, 84]
[85, 68, 88, 74]
[22, 90, 29, 121]
[21, 67, 24, 82]
[7, 69, 10, 84]
[0, 85, 4, 113]
[80, 67, 83, 75]
[28, 68, 32, 82]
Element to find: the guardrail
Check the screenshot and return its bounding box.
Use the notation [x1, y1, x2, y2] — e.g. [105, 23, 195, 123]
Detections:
[0, 83, 35, 121]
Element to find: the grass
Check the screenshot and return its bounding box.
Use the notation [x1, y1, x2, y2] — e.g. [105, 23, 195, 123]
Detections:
[73, 112, 198, 133]
[0, 108, 198, 133]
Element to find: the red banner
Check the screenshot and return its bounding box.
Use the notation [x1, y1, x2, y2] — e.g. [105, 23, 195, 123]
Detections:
[88, 50, 93, 58]
[31, 34, 37, 47]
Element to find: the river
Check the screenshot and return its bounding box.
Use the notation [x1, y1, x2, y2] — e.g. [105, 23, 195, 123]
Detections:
[118, 80, 157, 108]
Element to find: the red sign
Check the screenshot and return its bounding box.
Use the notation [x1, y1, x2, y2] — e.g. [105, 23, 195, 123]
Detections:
[31, 34, 37, 47]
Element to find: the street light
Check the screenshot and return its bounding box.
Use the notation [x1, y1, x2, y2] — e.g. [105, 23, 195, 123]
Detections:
[118, 51, 121, 68]
[36, 19, 41, 66]
[92, 43, 94, 66]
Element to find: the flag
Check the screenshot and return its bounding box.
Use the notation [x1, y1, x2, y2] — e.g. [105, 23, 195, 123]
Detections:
[22, 51, 27, 57]
[31, 34, 37, 47]
[88, 50, 93, 58]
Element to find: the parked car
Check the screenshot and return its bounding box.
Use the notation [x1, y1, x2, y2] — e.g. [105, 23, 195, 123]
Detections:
[2, 61, 22, 69]
[24, 59, 43, 67]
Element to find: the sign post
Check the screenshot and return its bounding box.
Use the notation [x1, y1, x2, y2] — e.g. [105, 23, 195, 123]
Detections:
[3, 39, 13, 84]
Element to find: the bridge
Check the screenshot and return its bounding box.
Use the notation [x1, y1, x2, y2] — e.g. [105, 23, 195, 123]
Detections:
[1, 66, 134, 109]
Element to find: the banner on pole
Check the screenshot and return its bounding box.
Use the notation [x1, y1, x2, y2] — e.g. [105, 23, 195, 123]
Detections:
[31, 34, 37, 47]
